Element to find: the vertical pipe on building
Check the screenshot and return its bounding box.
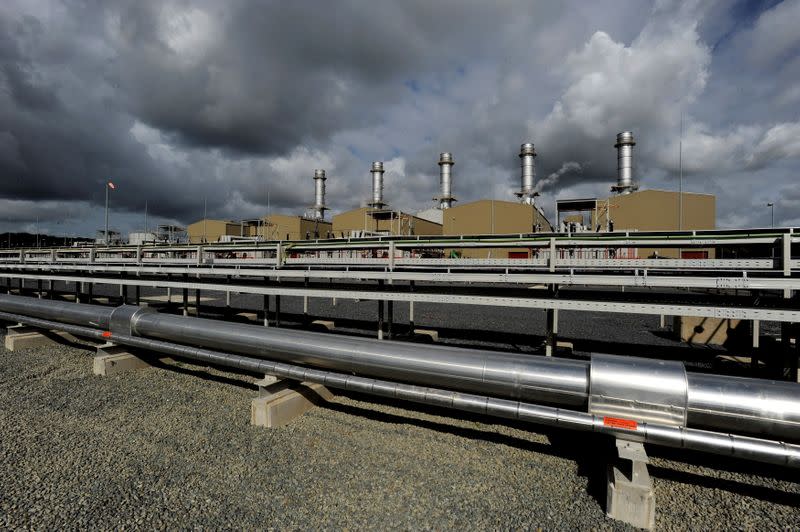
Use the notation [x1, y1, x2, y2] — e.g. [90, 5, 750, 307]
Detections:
[612, 131, 637, 195]
[438, 152, 455, 209]
[517, 143, 537, 205]
[312, 169, 327, 220]
[368, 162, 386, 209]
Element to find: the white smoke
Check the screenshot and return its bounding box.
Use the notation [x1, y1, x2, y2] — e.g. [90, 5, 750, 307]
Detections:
[536, 161, 582, 192]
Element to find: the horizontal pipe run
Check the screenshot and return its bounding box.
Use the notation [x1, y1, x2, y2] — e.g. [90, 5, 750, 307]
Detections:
[1, 293, 799, 441]
[0, 309, 798, 469]
[131, 310, 590, 407]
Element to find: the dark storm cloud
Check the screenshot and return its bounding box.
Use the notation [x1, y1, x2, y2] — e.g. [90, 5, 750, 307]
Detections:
[111, 0, 516, 155]
[0, 0, 799, 236]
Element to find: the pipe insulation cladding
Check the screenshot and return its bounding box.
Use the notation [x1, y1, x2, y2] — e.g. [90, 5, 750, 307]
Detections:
[0, 294, 799, 443]
[369, 161, 385, 208]
[312, 169, 327, 220]
[0, 305, 798, 468]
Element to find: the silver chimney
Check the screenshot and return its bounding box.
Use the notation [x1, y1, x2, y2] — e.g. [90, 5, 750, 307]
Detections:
[312, 169, 327, 220]
[436, 152, 455, 209]
[611, 131, 638, 194]
[515, 143, 538, 205]
[368, 161, 386, 209]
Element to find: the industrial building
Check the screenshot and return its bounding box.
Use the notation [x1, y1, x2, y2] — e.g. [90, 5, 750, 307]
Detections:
[248, 215, 333, 241]
[332, 208, 442, 237]
[443, 200, 552, 258]
[433, 144, 552, 258]
[187, 219, 241, 244]
[187, 169, 333, 243]
[556, 131, 716, 258]
[332, 161, 443, 237]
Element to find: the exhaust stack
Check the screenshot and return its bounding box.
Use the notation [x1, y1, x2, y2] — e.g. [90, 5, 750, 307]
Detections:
[312, 169, 327, 220]
[516, 143, 538, 205]
[612, 131, 638, 194]
[436, 152, 456, 209]
[368, 161, 386, 209]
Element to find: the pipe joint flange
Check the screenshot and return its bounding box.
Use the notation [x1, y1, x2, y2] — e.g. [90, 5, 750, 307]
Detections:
[108, 305, 155, 337]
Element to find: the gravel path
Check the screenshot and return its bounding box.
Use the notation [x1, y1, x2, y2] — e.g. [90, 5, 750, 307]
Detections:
[1, 328, 798, 530]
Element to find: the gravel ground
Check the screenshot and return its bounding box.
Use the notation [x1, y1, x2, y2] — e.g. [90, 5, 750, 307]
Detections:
[1, 327, 798, 530]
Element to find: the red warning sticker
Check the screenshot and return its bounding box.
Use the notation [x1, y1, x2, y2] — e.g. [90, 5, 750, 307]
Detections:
[603, 416, 638, 430]
[102, 331, 112, 338]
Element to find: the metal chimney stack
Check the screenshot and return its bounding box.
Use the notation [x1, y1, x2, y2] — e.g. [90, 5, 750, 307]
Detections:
[312, 169, 327, 220]
[368, 161, 386, 209]
[611, 131, 638, 194]
[436, 152, 456, 209]
[516, 143, 538, 205]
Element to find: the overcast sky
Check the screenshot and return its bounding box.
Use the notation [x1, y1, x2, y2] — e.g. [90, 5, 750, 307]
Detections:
[1, 0, 799, 237]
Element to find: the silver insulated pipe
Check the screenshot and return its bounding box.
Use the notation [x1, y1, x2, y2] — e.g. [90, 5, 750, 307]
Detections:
[437, 152, 455, 209]
[517, 143, 537, 205]
[1, 293, 800, 446]
[368, 162, 386, 209]
[312, 169, 327, 220]
[612, 131, 637, 194]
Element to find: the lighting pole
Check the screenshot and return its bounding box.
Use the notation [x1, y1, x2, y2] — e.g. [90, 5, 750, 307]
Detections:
[105, 183, 109, 245]
[767, 202, 774, 228]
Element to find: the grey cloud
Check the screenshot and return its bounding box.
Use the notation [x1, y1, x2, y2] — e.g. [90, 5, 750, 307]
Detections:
[0, 0, 799, 239]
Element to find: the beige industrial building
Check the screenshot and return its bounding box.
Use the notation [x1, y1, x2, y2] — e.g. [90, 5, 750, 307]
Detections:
[558, 190, 716, 259]
[555, 132, 717, 258]
[443, 200, 553, 258]
[188, 215, 333, 243]
[332, 207, 442, 237]
[250, 215, 333, 241]
[187, 219, 241, 244]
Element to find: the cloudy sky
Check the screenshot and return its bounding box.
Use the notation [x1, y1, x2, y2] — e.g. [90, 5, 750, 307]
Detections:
[1, 0, 799, 237]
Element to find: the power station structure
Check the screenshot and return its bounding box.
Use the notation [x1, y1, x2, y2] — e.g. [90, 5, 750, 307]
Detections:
[187, 169, 333, 243]
[611, 131, 638, 194]
[9, 128, 796, 530]
[183, 130, 714, 247]
[435, 152, 456, 209]
[333, 161, 443, 237]
[515, 142, 538, 204]
[311, 169, 328, 220]
[556, 130, 715, 258]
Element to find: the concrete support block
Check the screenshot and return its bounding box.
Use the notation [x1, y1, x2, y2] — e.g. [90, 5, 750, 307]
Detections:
[413, 328, 439, 342]
[251, 380, 334, 428]
[4, 325, 78, 351]
[311, 319, 335, 331]
[673, 315, 744, 346]
[606, 440, 655, 530]
[93, 343, 151, 376]
[236, 312, 259, 323]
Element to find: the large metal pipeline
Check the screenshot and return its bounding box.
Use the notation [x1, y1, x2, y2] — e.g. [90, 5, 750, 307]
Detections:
[0, 306, 798, 468]
[0, 294, 799, 443]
